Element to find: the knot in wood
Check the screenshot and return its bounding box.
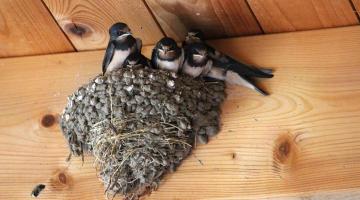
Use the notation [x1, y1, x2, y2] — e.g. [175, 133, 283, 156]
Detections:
[41, 114, 56, 127]
[58, 172, 67, 184]
[64, 23, 91, 37]
[273, 133, 298, 165]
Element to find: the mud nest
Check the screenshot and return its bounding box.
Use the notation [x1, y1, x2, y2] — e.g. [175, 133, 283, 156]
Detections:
[60, 67, 225, 199]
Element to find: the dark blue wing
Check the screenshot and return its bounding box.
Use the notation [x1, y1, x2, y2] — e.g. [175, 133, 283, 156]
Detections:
[102, 41, 115, 74]
[205, 43, 273, 78]
[151, 48, 158, 69]
[139, 54, 152, 68]
[136, 38, 142, 52]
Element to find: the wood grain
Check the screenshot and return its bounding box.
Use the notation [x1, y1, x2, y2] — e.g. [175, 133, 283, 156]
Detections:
[352, 0, 360, 15]
[42, 0, 164, 51]
[247, 0, 359, 33]
[145, 0, 262, 41]
[0, 0, 74, 58]
[1, 26, 360, 199]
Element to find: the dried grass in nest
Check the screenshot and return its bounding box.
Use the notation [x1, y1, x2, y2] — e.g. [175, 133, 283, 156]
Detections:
[89, 116, 192, 199]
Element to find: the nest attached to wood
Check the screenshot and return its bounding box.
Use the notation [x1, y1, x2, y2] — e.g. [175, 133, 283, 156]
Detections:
[60, 67, 225, 199]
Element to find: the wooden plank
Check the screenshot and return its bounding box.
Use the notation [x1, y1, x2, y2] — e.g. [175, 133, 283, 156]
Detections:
[42, 0, 164, 51]
[1, 26, 360, 199]
[352, 0, 360, 15]
[0, 0, 74, 58]
[247, 0, 359, 33]
[145, 0, 262, 41]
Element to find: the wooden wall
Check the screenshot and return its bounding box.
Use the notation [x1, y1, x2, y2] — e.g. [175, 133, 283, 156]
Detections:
[0, 0, 360, 58]
[2, 1, 360, 200]
[2, 25, 360, 200]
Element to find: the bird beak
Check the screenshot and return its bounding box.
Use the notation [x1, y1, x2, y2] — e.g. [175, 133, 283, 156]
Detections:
[118, 30, 131, 36]
[193, 54, 202, 59]
[122, 33, 131, 37]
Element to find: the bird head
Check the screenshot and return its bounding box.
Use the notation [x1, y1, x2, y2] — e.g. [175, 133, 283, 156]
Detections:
[189, 42, 208, 63]
[185, 29, 204, 44]
[156, 37, 179, 59]
[123, 52, 141, 68]
[109, 22, 132, 40]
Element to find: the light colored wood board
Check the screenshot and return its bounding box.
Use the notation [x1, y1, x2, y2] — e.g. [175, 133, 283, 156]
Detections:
[1, 26, 360, 199]
[0, 0, 74, 58]
[240, 190, 360, 200]
[42, 0, 164, 51]
[247, 0, 359, 33]
[145, 0, 262, 41]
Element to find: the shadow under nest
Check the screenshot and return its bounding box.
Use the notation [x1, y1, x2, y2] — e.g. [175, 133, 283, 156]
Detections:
[60, 66, 226, 199]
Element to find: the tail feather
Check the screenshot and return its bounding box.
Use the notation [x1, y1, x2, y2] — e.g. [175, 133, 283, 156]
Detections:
[205, 67, 271, 96]
[227, 61, 274, 78]
[225, 70, 270, 96]
[259, 68, 273, 75]
[253, 86, 269, 96]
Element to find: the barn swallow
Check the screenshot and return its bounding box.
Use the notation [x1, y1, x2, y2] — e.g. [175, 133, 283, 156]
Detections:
[123, 52, 152, 69]
[151, 37, 184, 73]
[183, 42, 269, 95]
[182, 42, 212, 77]
[184, 29, 273, 78]
[102, 22, 142, 74]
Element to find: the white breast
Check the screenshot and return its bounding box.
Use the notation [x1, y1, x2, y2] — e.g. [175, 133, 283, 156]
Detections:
[157, 49, 184, 72]
[107, 49, 131, 72]
[225, 71, 253, 89]
[157, 58, 181, 72]
[182, 61, 204, 77]
[183, 60, 213, 78]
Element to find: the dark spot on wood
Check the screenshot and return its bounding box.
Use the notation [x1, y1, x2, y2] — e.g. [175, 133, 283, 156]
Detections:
[274, 137, 291, 164]
[232, 153, 236, 159]
[193, 154, 203, 165]
[70, 24, 86, 36]
[49, 169, 72, 191]
[279, 141, 290, 158]
[41, 114, 55, 127]
[228, 130, 233, 132]
[31, 184, 45, 197]
[64, 23, 91, 38]
[58, 172, 67, 184]
[272, 133, 299, 170]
